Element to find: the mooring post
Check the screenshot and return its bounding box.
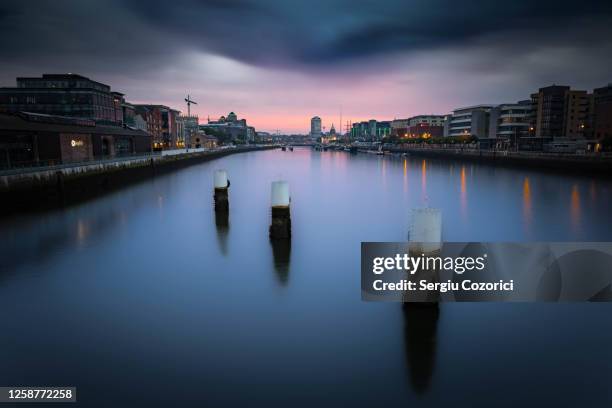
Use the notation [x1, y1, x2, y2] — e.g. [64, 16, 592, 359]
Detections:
[408, 208, 442, 254]
[214, 169, 229, 212]
[405, 208, 442, 304]
[269, 181, 291, 239]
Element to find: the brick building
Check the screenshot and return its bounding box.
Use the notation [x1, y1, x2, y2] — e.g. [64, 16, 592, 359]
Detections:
[133, 105, 179, 150]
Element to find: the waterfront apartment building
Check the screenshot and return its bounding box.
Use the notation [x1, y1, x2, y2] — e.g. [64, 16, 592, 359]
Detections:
[368, 120, 377, 139]
[531, 85, 593, 139]
[407, 115, 445, 139]
[310, 116, 322, 139]
[0, 74, 125, 126]
[122, 102, 136, 127]
[133, 105, 179, 150]
[177, 115, 199, 148]
[593, 84, 612, 141]
[351, 121, 365, 139]
[391, 118, 409, 137]
[408, 115, 445, 127]
[376, 121, 391, 139]
[488, 101, 533, 140]
[350, 120, 390, 140]
[446, 105, 493, 138]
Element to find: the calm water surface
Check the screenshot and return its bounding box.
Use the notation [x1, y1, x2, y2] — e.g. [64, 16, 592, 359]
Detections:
[1, 148, 612, 406]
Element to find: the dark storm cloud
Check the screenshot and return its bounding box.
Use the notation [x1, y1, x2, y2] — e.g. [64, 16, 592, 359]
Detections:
[117, 0, 612, 66]
[1, 0, 611, 71]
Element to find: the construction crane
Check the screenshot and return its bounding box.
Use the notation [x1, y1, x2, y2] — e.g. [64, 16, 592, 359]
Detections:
[184, 94, 197, 117]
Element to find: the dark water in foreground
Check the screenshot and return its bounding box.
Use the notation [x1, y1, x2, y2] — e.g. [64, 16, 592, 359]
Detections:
[1, 148, 612, 407]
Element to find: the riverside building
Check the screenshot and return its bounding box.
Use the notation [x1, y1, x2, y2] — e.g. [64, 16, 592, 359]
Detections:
[201, 112, 255, 143]
[133, 105, 180, 150]
[0, 74, 125, 126]
[0, 111, 151, 169]
[446, 105, 493, 138]
[530, 85, 593, 140]
[310, 116, 322, 139]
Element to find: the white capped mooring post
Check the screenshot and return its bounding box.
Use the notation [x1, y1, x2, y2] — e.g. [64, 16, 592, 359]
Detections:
[214, 169, 228, 189]
[406, 208, 442, 304]
[408, 208, 442, 254]
[214, 169, 229, 212]
[269, 181, 291, 239]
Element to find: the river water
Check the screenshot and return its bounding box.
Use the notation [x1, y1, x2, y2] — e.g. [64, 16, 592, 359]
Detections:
[1, 148, 612, 406]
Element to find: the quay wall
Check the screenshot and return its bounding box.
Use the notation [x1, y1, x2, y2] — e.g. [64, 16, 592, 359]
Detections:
[387, 147, 612, 177]
[0, 146, 275, 215]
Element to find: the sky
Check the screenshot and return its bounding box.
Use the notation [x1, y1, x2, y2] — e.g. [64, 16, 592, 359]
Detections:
[1, 0, 611, 133]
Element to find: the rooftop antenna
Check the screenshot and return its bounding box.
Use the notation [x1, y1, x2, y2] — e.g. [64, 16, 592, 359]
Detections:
[184, 94, 197, 117]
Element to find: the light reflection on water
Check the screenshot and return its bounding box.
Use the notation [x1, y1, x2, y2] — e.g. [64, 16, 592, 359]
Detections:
[571, 184, 581, 235]
[460, 165, 467, 220]
[0, 148, 611, 406]
[523, 177, 532, 231]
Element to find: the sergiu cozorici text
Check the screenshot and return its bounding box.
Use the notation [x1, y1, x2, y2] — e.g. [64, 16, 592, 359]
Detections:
[371, 253, 514, 293]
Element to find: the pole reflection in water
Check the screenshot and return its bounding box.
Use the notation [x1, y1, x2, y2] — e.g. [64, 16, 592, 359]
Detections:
[403, 159, 409, 197]
[522, 177, 532, 230]
[570, 184, 581, 234]
[215, 210, 229, 256]
[421, 160, 427, 202]
[270, 238, 291, 285]
[403, 303, 439, 394]
[460, 165, 467, 219]
[382, 158, 387, 188]
[590, 180, 597, 202]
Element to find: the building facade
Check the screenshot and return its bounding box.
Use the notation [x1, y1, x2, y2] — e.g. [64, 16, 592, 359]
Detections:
[190, 131, 217, 149]
[531, 85, 593, 140]
[391, 119, 410, 138]
[350, 120, 390, 140]
[488, 101, 533, 140]
[376, 121, 391, 139]
[177, 115, 199, 148]
[408, 115, 445, 127]
[310, 116, 322, 139]
[406, 115, 445, 139]
[593, 84, 612, 141]
[0, 112, 151, 169]
[446, 105, 493, 138]
[201, 112, 254, 143]
[133, 105, 179, 150]
[0, 74, 125, 126]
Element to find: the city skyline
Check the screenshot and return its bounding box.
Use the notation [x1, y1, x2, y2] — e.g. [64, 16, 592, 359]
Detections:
[1, 0, 612, 133]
